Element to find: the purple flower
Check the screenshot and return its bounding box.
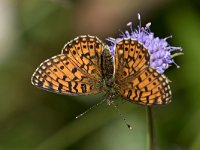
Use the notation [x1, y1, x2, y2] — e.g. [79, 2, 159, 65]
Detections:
[107, 14, 182, 73]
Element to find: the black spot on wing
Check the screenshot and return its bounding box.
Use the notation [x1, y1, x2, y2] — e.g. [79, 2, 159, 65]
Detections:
[81, 84, 87, 93]
[72, 68, 77, 73]
[58, 84, 63, 93]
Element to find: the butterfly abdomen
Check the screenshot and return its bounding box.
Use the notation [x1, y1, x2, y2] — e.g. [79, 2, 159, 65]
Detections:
[101, 47, 114, 87]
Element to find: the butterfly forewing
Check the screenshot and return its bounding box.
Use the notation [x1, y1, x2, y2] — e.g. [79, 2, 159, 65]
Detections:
[114, 38, 172, 105]
[32, 36, 105, 96]
[62, 35, 105, 77]
[114, 38, 150, 82]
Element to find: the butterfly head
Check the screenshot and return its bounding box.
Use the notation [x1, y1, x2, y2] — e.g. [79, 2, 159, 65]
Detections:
[101, 80, 120, 105]
[104, 86, 118, 105]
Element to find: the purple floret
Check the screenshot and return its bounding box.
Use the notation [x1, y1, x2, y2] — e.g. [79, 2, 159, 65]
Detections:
[107, 14, 182, 73]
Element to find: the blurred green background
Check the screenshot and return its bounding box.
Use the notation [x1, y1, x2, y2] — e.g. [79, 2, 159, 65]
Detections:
[0, 0, 200, 150]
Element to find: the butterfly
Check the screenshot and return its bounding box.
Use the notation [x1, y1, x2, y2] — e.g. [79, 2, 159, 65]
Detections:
[31, 35, 172, 105]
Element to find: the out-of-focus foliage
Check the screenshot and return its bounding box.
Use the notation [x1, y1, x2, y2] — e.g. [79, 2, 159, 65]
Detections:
[0, 0, 199, 150]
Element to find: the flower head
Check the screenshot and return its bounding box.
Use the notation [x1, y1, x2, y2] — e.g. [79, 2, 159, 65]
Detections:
[107, 14, 182, 73]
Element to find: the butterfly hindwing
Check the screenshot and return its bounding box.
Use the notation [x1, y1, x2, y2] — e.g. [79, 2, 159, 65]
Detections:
[120, 67, 172, 105]
[31, 54, 102, 96]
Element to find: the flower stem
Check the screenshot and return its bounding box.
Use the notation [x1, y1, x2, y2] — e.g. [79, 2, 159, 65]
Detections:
[146, 106, 155, 150]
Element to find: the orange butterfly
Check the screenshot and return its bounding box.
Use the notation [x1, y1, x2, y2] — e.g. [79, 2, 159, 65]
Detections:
[31, 35, 171, 105]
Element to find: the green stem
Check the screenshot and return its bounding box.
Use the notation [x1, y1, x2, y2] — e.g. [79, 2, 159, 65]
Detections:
[146, 106, 155, 150]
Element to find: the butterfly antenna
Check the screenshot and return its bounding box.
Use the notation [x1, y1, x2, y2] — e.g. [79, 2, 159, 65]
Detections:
[111, 101, 132, 130]
[76, 98, 107, 119]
